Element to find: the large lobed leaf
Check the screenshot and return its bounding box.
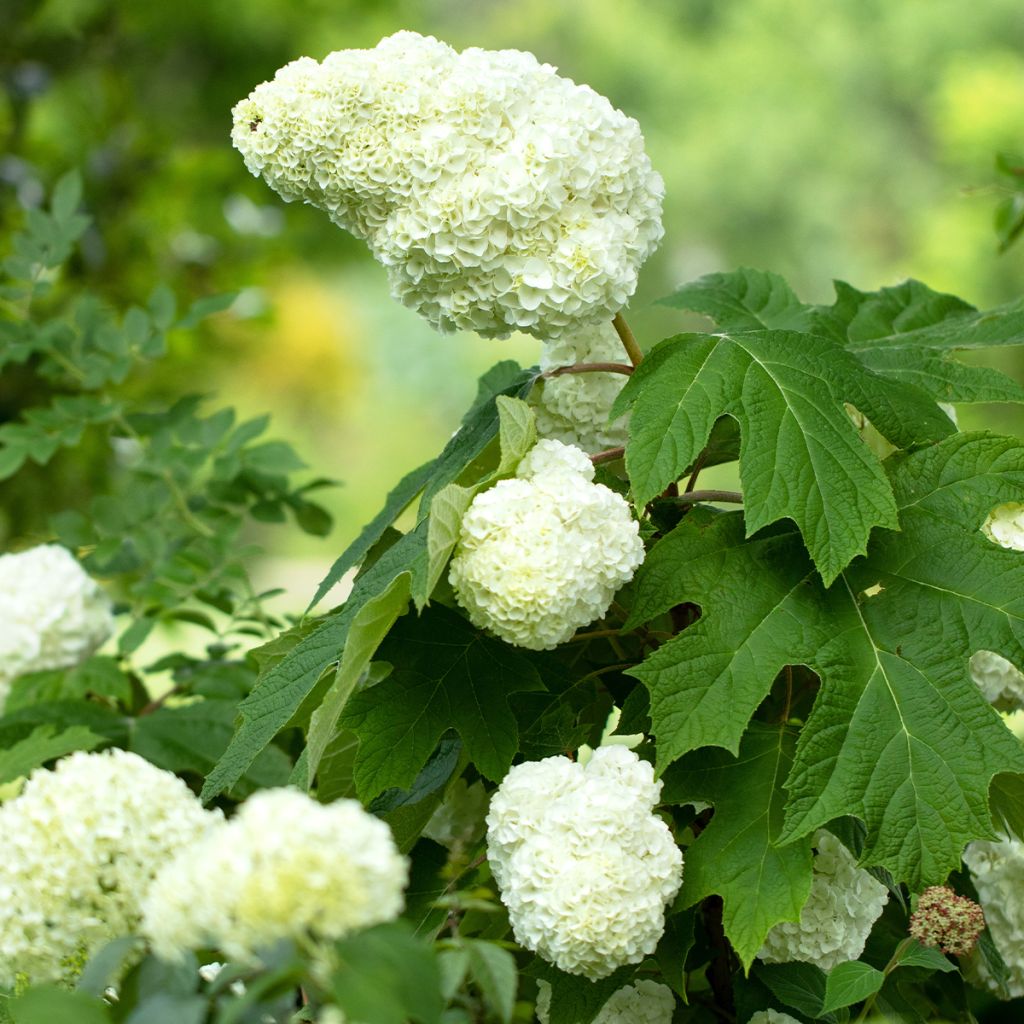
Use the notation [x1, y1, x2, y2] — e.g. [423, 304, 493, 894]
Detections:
[629, 432, 1024, 887]
[634, 269, 1024, 583]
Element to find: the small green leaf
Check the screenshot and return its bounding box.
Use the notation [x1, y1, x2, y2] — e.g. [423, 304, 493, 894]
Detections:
[51, 170, 83, 221]
[465, 940, 517, 1024]
[0, 724, 104, 784]
[10, 988, 111, 1024]
[424, 483, 475, 606]
[890, 940, 957, 973]
[305, 572, 412, 786]
[820, 961, 884, 1013]
[494, 394, 536, 477]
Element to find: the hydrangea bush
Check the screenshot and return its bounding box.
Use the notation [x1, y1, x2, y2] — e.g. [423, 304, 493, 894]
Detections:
[2, 28, 1024, 1024]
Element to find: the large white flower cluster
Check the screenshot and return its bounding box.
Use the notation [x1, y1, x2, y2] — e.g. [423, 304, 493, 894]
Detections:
[449, 440, 644, 650]
[983, 503, 1024, 551]
[487, 745, 682, 979]
[531, 323, 630, 452]
[970, 650, 1024, 712]
[536, 978, 674, 1024]
[231, 32, 663, 340]
[963, 836, 1024, 998]
[757, 830, 888, 971]
[141, 788, 408, 962]
[0, 544, 114, 708]
[0, 749, 216, 987]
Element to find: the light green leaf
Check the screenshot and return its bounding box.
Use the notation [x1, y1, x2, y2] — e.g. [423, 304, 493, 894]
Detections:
[424, 484, 475, 607]
[663, 724, 814, 969]
[494, 395, 536, 477]
[305, 572, 412, 786]
[820, 961, 884, 1014]
[201, 522, 427, 802]
[990, 772, 1024, 839]
[10, 988, 111, 1024]
[465, 940, 518, 1024]
[340, 604, 544, 800]
[0, 724, 104, 784]
[629, 432, 1024, 888]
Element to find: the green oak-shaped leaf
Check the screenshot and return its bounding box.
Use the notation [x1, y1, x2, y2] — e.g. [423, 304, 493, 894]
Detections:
[612, 328, 954, 584]
[340, 604, 544, 800]
[629, 432, 1024, 887]
[662, 724, 814, 969]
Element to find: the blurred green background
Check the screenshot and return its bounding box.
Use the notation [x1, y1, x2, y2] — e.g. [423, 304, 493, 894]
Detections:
[4, 0, 1024, 600]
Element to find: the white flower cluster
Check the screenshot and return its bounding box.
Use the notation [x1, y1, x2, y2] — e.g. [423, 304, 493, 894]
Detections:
[142, 788, 408, 962]
[487, 746, 682, 979]
[536, 978, 674, 1024]
[970, 650, 1024, 712]
[531, 323, 630, 452]
[757, 830, 888, 971]
[0, 544, 114, 708]
[0, 750, 216, 987]
[747, 1012, 801, 1024]
[232, 32, 663, 340]
[983, 503, 1024, 551]
[449, 440, 644, 650]
[963, 836, 1024, 998]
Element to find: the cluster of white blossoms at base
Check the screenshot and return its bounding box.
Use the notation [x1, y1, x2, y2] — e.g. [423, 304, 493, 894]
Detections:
[531, 323, 630, 453]
[536, 978, 675, 1024]
[141, 788, 408, 963]
[232, 32, 663, 340]
[970, 650, 1024, 712]
[0, 544, 114, 709]
[449, 440, 644, 650]
[963, 836, 1024, 998]
[757, 830, 888, 971]
[487, 746, 682, 979]
[982, 503, 1024, 551]
[0, 750, 216, 987]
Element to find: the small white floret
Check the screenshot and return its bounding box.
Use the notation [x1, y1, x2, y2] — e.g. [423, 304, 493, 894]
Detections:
[970, 650, 1024, 712]
[982, 503, 1024, 552]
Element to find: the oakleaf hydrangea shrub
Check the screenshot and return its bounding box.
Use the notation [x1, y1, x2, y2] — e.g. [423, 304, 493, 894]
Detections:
[2, 27, 1024, 1024]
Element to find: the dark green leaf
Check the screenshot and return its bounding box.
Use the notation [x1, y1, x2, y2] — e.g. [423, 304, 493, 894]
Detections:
[820, 961, 884, 1013]
[341, 604, 544, 800]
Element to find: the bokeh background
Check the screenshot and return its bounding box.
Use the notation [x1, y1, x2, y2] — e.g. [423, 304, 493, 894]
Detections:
[4, 0, 1024, 601]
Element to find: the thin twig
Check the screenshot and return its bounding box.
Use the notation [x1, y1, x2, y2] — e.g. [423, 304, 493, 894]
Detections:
[590, 446, 625, 465]
[568, 628, 624, 643]
[664, 489, 743, 505]
[542, 361, 634, 378]
[685, 451, 708, 494]
[612, 312, 644, 366]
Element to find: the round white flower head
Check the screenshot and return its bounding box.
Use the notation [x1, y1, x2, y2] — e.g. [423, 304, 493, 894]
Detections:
[0, 749, 216, 987]
[231, 32, 663, 340]
[963, 836, 1024, 998]
[536, 978, 674, 1024]
[531, 323, 630, 453]
[970, 651, 1024, 712]
[747, 1012, 802, 1024]
[757, 830, 888, 971]
[142, 788, 408, 963]
[0, 543, 114, 708]
[982, 503, 1024, 551]
[449, 439, 644, 650]
[487, 746, 682, 979]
